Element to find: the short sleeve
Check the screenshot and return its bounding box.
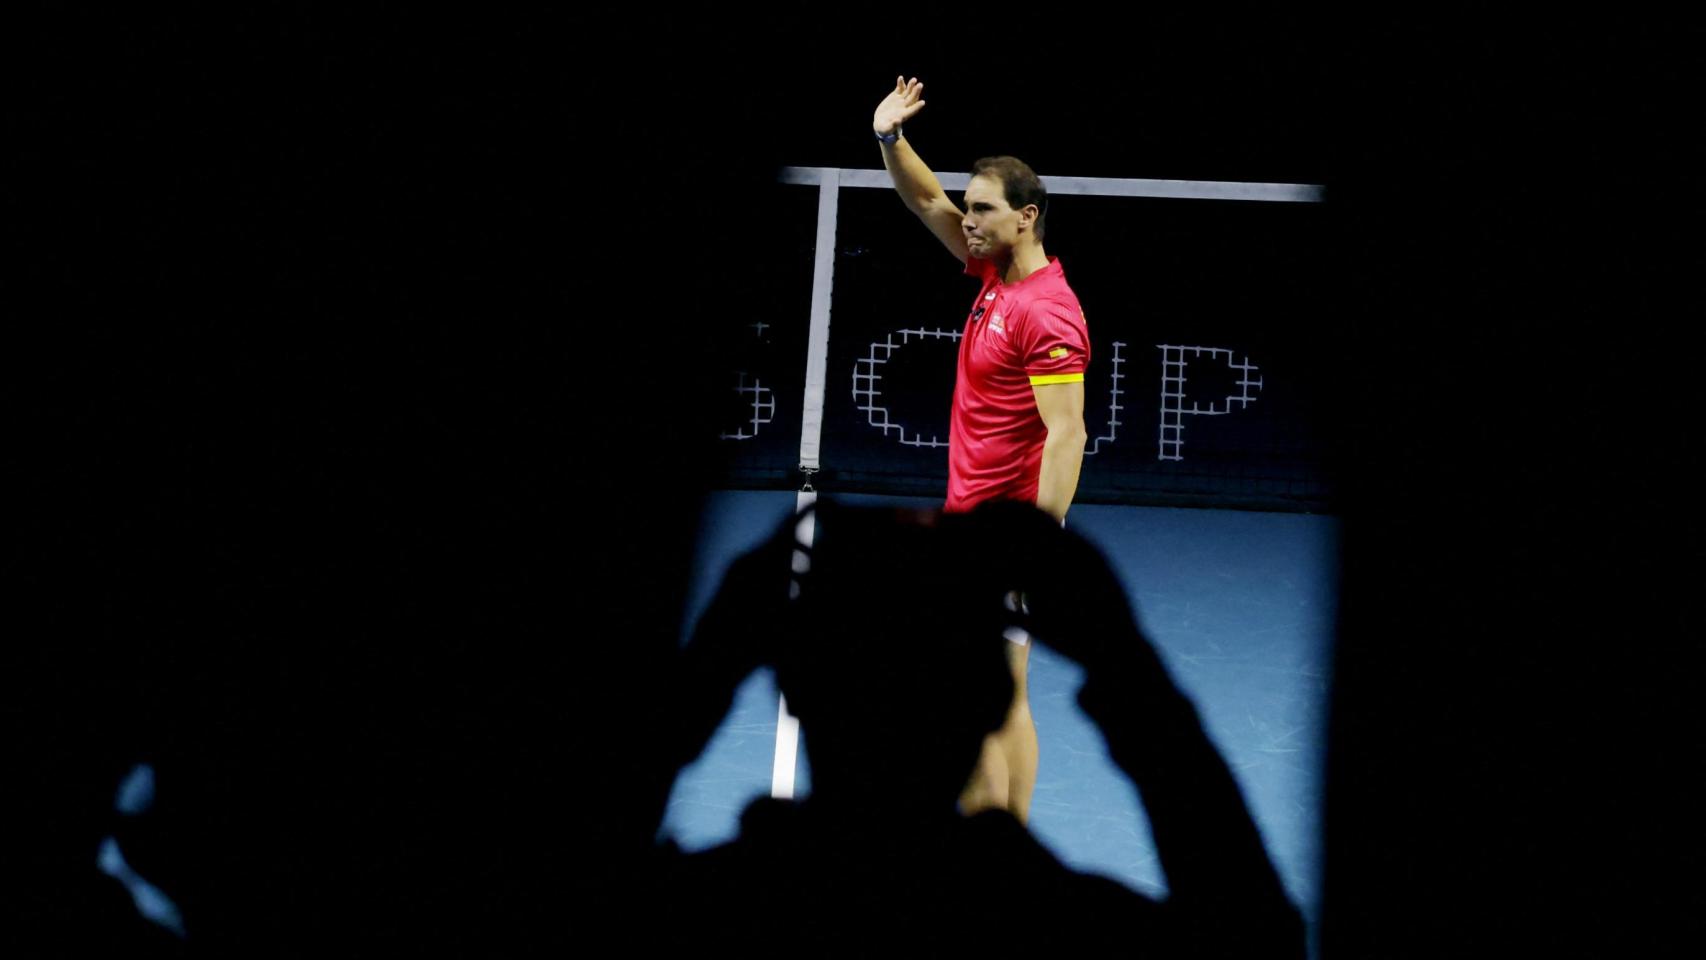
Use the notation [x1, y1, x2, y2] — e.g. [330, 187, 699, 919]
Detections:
[1017, 300, 1090, 385]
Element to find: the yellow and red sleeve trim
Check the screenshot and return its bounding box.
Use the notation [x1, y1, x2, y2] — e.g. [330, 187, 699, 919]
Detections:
[1028, 373, 1085, 386]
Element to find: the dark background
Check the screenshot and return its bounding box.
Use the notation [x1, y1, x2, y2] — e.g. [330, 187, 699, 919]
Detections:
[721, 188, 1334, 509]
[7, 11, 1700, 955]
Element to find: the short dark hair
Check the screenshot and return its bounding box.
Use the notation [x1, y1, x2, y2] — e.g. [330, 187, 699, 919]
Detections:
[971, 156, 1048, 242]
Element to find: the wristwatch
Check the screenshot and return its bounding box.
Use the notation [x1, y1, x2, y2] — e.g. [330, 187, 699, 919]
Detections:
[875, 126, 902, 145]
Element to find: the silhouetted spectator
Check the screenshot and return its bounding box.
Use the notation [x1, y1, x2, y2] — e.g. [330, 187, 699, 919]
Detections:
[635, 500, 1305, 956]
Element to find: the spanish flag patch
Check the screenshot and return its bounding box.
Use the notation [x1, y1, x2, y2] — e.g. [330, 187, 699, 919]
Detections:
[1048, 347, 1070, 360]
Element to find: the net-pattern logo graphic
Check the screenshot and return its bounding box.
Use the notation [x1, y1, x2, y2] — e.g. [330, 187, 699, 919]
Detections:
[1157, 345, 1262, 461]
[719, 371, 776, 441]
[1084, 340, 1128, 456]
[853, 327, 963, 449]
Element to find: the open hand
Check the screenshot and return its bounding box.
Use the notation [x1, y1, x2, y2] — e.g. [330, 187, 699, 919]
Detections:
[873, 75, 928, 136]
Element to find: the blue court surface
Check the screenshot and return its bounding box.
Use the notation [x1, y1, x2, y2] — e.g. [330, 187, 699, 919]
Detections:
[662, 490, 1337, 949]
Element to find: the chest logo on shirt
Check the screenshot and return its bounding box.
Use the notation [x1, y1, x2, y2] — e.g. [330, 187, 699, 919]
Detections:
[988, 313, 1005, 336]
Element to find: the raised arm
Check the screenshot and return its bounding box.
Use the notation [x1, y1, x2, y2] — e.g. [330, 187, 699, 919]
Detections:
[874, 76, 970, 264]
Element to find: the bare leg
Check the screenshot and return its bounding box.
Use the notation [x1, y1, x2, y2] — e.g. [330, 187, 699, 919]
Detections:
[959, 638, 1036, 822]
[960, 732, 1011, 815]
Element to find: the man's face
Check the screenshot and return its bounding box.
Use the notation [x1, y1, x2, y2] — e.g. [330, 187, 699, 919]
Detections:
[962, 175, 1029, 259]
